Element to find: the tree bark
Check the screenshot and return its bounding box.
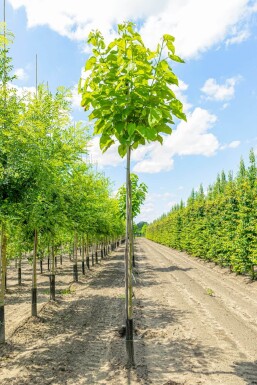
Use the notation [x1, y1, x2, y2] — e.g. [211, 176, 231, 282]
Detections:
[73, 232, 78, 282]
[86, 234, 90, 269]
[0, 223, 7, 344]
[50, 242, 56, 301]
[81, 235, 85, 275]
[132, 215, 135, 267]
[95, 243, 98, 264]
[91, 244, 94, 266]
[18, 255, 22, 286]
[125, 146, 134, 365]
[32, 229, 38, 317]
[60, 245, 63, 265]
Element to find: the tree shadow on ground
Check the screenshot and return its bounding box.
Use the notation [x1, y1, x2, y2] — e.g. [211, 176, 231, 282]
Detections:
[5, 263, 90, 306]
[150, 265, 193, 273]
[232, 360, 257, 385]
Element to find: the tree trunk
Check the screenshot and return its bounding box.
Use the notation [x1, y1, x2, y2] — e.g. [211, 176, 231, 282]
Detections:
[86, 234, 90, 269]
[132, 216, 135, 267]
[69, 242, 73, 261]
[73, 232, 78, 282]
[18, 255, 22, 286]
[32, 229, 38, 317]
[125, 146, 134, 365]
[47, 245, 50, 271]
[95, 243, 98, 264]
[50, 242, 55, 301]
[60, 245, 63, 265]
[0, 224, 7, 344]
[91, 244, 94, 266]
[81, 235, 85, 275]
[101, 243, 104, 260]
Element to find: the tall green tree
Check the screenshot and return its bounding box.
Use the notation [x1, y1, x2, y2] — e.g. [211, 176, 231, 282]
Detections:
[79, 21, 186, 360]
[0, 23, 24, 344]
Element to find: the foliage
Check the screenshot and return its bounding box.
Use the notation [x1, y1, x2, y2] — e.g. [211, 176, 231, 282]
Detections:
[117, 174, 148, 220]
[146, 150, 257, 279]
[0, 30, 125, 264]
[79, 21, 186, 157]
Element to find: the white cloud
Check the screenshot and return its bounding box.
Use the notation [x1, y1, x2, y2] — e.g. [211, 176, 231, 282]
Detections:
[14, 67, 28, 81]
[222, 103, 229, 110]
[88, 107, 219, 174]
[133, 107, 219, 173]
[71, 84, 82, 109]
[228, 140, 241, 148]
[135, 191, 179, 222]
[220, 140, 241, 150]
[8, 0, 257, 59]
[88, 136, 124, 168]
[133, 156, 175, 173]
[226, 28, 250, 45]
[201, 76, 241, 101]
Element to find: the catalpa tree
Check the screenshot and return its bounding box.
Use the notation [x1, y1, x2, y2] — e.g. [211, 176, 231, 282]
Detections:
[79, 21, 186, 361]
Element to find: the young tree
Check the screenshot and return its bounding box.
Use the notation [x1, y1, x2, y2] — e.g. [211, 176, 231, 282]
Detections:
[0, 22, 24, 344]
[79, 21, 186, 360]
[117, 173, 148, 266]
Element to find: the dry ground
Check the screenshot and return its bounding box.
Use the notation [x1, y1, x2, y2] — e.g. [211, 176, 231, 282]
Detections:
[1, 238, 257, 385]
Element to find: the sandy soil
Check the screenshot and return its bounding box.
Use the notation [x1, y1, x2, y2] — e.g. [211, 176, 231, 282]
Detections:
[1, 239, 257, 384]
[137, 238, 257, 385]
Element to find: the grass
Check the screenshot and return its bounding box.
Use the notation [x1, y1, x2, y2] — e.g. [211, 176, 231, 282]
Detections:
[205, 288, 215, 296]
[42, 287, 75, 296]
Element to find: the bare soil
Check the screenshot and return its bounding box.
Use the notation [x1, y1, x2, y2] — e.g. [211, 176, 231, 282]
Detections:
[1, 239, 257, 385]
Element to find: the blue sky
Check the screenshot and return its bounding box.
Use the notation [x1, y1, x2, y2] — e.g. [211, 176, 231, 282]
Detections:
[5, 0, 257, 222]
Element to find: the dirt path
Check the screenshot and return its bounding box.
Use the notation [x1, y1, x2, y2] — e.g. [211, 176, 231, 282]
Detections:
[4, 254, 81, 338]
[136, 238, 257, 385]
[1, 239, 257, 384]
[0, 247, 147, 385]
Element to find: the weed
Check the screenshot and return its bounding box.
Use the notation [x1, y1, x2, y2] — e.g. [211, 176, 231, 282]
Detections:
[205, 288, 214, 296]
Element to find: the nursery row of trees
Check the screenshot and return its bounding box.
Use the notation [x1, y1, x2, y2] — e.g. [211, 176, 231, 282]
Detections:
[0, 23, 125, 344]
[146, 149, 257, 279]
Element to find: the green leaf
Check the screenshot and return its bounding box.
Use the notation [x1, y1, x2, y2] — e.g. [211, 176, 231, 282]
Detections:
[148, 108, 162, 128]
[102, 138, 115, 153]
[166, 41, 175, 55]
[159, 125, 172, 135]
[100, 134, 114, 152]
[163, 34, 175, 42]
[170, 100, 187, 121]
[78, 78, 82, 93]
[160, 60, 169, 72]
[127, 123, 136, 137]
[169, 54, 185, 64]
[99, 134, 112, 150]
[88, 32, 97, 46]
[85, 56, 96, 71]
[164, 71, 179, 86]
[156, 135, 163, 144]
[118, 144, 127, 158]
[137, 125, 155, 141]
[107, 40, 117, 51]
